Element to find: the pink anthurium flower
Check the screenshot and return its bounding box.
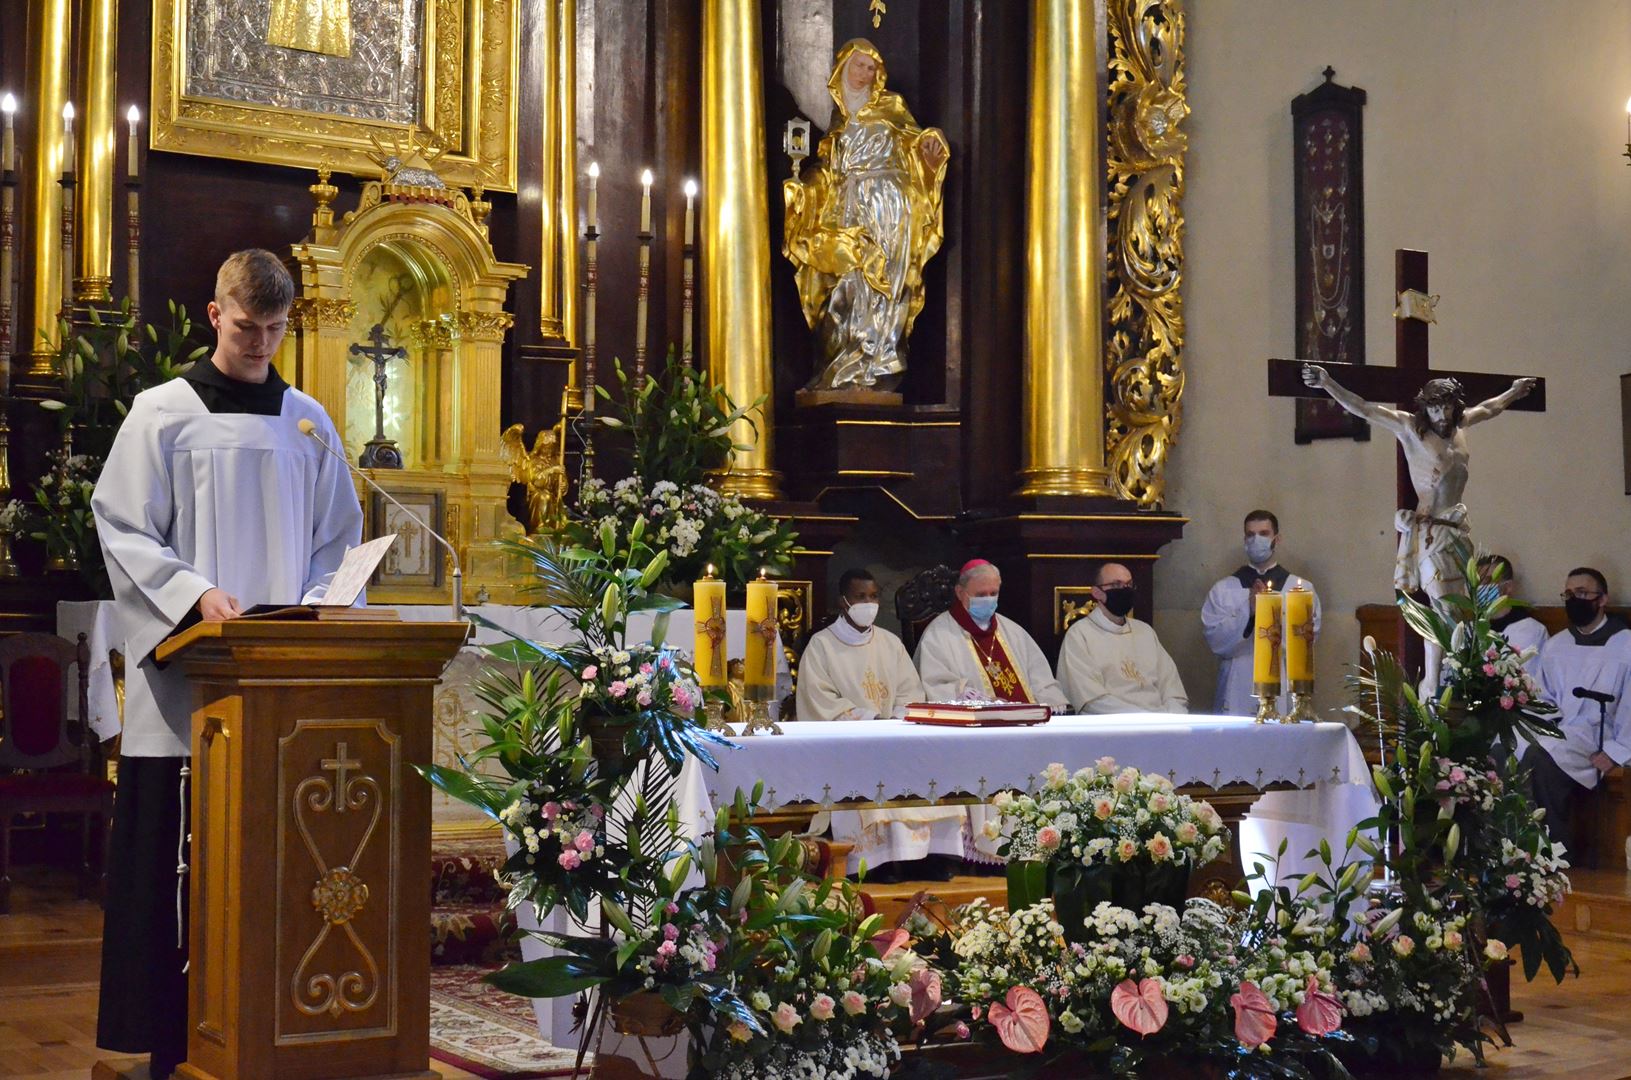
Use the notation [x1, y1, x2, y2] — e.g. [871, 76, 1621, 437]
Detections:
[870, 928, 909, 960]
[988, 986, 1050, 1053]
[908, 967, 942, 1024]
[1110, 978, 1169, 1036]
[1231, 981, 1278, 1048]
[1295, 976, 1343, 1036]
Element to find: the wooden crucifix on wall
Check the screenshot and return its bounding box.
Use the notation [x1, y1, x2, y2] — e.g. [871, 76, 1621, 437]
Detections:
[1268, 248, 1548, 681]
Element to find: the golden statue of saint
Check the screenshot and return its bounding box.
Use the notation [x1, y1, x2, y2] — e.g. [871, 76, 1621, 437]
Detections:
[783, 40, 948, 393]
[267, 0, 353, 58]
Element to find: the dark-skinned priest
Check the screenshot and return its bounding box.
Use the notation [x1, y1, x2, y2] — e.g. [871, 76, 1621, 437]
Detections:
[798, 568, 963, 881]
[90, 250, 363, 1079]
[914, 559, 1068, 865]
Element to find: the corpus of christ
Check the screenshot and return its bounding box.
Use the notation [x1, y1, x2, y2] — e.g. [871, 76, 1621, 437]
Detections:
[0, 3, 1627, 1080]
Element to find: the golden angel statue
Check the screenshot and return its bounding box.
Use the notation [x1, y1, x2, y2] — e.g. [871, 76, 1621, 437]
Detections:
[500, 422, 569, 534]
[783, 39, 949, 393]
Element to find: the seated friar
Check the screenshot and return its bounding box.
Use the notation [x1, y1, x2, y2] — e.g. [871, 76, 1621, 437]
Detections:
[1525, 566, 1631, 838]
[1056, 562, 1188, 715]
[798, 568, 963, 881]
[913, 558, 1069, 864]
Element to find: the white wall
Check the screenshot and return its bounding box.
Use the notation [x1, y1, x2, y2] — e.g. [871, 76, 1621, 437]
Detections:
[1154, 0, 1631, 713]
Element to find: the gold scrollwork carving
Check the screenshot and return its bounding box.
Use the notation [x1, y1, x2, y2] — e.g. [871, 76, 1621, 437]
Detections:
[290, 742, 383, 1020]
[290, 297, 358, 331]
[455, 310, 515, 342]
[1105, 0, 1188, 508]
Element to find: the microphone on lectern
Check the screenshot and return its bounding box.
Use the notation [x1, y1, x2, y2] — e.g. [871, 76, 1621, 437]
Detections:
[1572, 686, 1615, 704]
[298, 417, 464, 617]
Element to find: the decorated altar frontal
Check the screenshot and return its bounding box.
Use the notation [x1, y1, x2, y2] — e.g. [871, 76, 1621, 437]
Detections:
[675, 715, 1378, 884]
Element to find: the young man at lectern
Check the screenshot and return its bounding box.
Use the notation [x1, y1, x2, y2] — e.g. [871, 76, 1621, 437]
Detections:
[90, 250, 362, 1078]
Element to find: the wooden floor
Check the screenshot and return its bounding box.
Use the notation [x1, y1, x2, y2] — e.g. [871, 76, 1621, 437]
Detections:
[2, 865, 1629, 1079]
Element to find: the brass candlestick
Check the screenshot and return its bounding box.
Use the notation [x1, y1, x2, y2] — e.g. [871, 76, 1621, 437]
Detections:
[737, 690, 782, 737]
[1253, 680, 1282, 725]
[1285, 679, 1318, 723]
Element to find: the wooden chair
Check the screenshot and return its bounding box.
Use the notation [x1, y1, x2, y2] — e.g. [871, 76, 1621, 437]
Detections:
[0, 632, 112, 913]
[894, 564, 959, 657]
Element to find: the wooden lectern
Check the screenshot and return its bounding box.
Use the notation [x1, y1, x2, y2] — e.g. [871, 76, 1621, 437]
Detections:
[153, 618, 467, 1080]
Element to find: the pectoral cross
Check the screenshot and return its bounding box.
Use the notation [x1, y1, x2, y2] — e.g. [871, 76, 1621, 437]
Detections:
[350, 323, 407, 469]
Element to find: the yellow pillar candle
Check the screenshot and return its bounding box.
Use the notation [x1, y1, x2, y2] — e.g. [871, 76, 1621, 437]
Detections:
[693, 567, 727, 687]
[1284, 583, 1315, 684]
[744, 570, 778, 687]
[1252, 589, 1282, 685]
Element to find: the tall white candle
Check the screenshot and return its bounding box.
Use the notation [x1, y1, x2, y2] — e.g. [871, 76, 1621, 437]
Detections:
[586, 160, 599, 230]
[62, 101, 74, 174]
[639, 168, 653, 233]
[126, 104, 139, 179]
[683, 177, 696, 246]
[1, 95, 15, 173]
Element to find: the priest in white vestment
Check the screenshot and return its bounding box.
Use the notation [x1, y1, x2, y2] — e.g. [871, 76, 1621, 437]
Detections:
[91, 251, 363, 1078]
[798, 569, 963, 878]
[1057, 562, 1187, 714]
[914, 559, 1068, 861]
[1526, 567, 1631, 838]
[1478, 554, 1548, 678]
[1200, 510, 1321, 715]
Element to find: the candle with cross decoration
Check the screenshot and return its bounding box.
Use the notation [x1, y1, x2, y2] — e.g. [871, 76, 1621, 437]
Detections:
[1252, 589, 1283, 724]
[1283, 582, 1318, 722]
[693, 565, 729, 730]
[740, 568, 782, 735]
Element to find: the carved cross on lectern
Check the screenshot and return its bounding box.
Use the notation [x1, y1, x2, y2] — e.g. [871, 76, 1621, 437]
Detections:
[1268, 250, 1547, 511]
[349, 323, 407, 469]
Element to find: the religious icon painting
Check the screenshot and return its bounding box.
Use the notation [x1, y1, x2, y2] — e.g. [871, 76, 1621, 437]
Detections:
[366, 488, 446, 593]
[149, 0, 521, 190]
[1291, 69, 1369, 444]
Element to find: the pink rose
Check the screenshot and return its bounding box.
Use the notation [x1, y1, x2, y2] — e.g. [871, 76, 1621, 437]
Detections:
[542, 801, 560, 820]
[841, 991, 866, 1016]
[1485, 939, 1509, 962]
[665, 900, 679, 915]
[1117, 838, 1139, 862]
[1093, 797, 1116, 820]
[663, 923, 679, 941]
[1393, 935, 1416, 958]
[1517, 691, 1529, 705]
[1483, 663, 1497, 677]
[557, 850, 581, 870]
[640, 663, 654, 675]
[1148, 793, 1172, 814]
[727, 1020, 751, 1042]
[574, 831, 595, 852]
[1095, 756, 1118, 775]
[1500, 695, 1515, 710]
[656, 940, 676, 959]
[581, 665, 598, 680]
[636, 689, 654, 707]
[1505, 874, 1522, 890]
[955, 1021, 971, 1040]
[888, 983, 914, 1008]
[1175, 954, 1195, 969]
[1146, 833, 1174, 861]
[1349, 942, 1372, 963]
[809, 994, 835, 1021]
[1176, 821, 1199, 844]
[1037, 826, 1062, 852]
[590, 804, 607, 821]
[1444, 930, 1463, 950]
[610, 680, 628, 698]
[1449, 768, 1466, 784]
[772, 1003, 800, 1034]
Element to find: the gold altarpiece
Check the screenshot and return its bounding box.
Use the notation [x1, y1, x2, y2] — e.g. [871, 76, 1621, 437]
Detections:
[281, 165, 529, 605]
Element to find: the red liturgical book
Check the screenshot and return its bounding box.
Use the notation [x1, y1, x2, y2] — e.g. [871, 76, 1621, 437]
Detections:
[903, 701, 1052, 727]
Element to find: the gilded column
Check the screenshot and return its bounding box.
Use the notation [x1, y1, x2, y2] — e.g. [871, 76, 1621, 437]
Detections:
[701, 0, 782, 500]
[74, 0, 118, 302]
[1017, 0, 1113, 498]
[20, 0, 71, 380]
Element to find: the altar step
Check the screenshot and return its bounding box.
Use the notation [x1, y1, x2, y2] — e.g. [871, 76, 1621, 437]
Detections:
[862, 874, 1007, 926]
[1556, 868, 1631, 940]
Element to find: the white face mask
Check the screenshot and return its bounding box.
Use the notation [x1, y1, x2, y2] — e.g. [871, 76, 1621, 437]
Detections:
[845, 601, 880, 629]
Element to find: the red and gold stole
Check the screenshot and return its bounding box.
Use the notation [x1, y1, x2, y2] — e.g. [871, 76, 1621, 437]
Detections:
[948, 600, 1033, 703]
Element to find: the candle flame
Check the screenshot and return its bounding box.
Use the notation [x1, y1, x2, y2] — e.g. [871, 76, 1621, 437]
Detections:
[683, 178, 698, 198]
[640, 167, 653, 187]
[705, 563, 717, 578]
[1, 94, 15, 115]
[62, 101, 75, 121]
[127, 104, 140, 124]
[1624, 96, 1631, 115]
[588, 160, 600, 178]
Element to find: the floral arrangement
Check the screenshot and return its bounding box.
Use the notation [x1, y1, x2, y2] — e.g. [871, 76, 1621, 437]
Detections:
[572, 357, 797, 587]
[574, 474, 796, 588]
[933, 894, 1348, 1075]
[489, 792, 933, 1080]
[992, 758, 1230, 869]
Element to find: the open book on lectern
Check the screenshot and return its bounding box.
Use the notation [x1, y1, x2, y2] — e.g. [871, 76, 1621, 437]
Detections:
[239, 533, 400, 621]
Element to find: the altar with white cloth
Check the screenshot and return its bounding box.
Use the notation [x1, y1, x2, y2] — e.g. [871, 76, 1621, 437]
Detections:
[674, 714, 1379, 888]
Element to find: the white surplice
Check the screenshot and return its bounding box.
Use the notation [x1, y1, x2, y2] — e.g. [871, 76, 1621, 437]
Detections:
[797, 620, 959, 873]
[1534, 622, 1631, 787]
[913, 610, 1067, 859]
[92, 379, 363, 757]
[1200, 570, 1321, 715]
[1057, 606, 1188, 715]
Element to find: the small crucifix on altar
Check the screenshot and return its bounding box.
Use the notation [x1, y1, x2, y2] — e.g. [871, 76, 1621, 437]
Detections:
[1268, 249, 1546, 687]
[349, 323, 408, 469]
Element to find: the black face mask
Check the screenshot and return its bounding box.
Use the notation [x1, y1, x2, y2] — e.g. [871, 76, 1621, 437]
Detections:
[1565, 596, 1600, 628]
[1101, 588, 1136, 618]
